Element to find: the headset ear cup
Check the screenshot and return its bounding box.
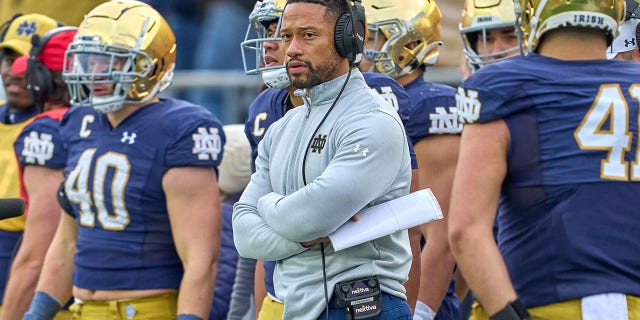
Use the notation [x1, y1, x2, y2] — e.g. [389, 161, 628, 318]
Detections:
[334, 14, 351, 59]
[351, 3, 366, 57]
[26, 57, 40, 103]
[636, 21, 640, 49]
[26, 57, 53, 105]
[334, 1, 366, 66]
[24, 26, 77, 107]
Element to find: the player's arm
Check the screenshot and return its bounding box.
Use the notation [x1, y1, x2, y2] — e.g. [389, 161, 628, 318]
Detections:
[164, 166, 220, 318]
[24, 208, 77, 319]
[448, 120, 518, 314]
[0, 167, 64, 320]
[415, 134, 459, 317]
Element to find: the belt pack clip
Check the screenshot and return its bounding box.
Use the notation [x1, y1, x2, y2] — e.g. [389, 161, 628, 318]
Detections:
[334, 276, 382, 319]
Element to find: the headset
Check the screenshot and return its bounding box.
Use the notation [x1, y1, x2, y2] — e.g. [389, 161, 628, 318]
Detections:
[26, 26, 77, 108]
[627, 0, 640, 20]
[624, 0, 640, 51]
[636, 22, 640, 49]
[334, 0, 366, 67]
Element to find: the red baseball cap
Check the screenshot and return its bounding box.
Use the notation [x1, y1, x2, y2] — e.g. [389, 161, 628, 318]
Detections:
[12, 28, 77, 75]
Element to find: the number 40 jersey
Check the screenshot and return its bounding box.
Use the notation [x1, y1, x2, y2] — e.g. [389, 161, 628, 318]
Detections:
[60, 98, 225, 291]
[456, 52, 640, 308]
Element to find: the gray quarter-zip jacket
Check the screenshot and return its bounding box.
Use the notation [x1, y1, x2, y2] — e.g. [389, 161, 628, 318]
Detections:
[232, 69, 412, 319]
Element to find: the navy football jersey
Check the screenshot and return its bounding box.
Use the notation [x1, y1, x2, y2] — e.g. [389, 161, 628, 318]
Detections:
[60, 98, 225, 290]
[457, 53, 640, 307]
[15, 109, 68, 171]
[14, 108, 69, 213]
[402, 76, 461, 319]
[403, 76, 461, 145]
[244, 88, 290, 172]
[362, 72, 418, 169]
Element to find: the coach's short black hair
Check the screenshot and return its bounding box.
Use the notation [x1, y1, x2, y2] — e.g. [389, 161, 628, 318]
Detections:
[285, 0, 350, 22]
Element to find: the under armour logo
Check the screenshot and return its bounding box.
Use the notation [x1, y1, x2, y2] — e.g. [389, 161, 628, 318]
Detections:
[456, 87, 482, 124]
[625, 38, 636, 48]
[192, 127, 222, 160]
[429, 107, 463, 134]
[310, 134, 327, 154]
[16, 22, 37, 36]
[353, 144, 369, 157]
[121, 131, 137, 144]
[22, 131, 54, 165]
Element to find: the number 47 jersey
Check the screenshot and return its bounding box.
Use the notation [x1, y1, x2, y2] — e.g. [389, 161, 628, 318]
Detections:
[60, 98, 225, 291]
[456, 53, 640, 308]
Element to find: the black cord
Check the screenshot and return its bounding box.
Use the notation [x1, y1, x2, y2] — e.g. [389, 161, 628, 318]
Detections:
[301, 68, 352, 185]
[306, 68, 352, 320]
[321, 243, 330, 320]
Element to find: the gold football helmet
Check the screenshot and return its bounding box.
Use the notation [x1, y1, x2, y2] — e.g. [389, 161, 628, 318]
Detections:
[63, 0, 176, 113]
[361, 0, 443, 78]
[515, 0, 625, 52]
[460, 0, 521, 70]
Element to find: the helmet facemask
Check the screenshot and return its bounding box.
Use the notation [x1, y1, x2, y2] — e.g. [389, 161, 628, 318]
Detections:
[241, 0, 289, 88]
[64, 37, 156, 113]
[459, 0, 522, 71]
[460, 25, 522, 70]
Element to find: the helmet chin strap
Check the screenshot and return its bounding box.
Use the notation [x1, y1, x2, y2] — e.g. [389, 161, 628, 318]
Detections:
[157, 64, 175, 93]
[91, 94, 126, 114]
[397, 41, 443, 77]
[262, 64, 290, 89]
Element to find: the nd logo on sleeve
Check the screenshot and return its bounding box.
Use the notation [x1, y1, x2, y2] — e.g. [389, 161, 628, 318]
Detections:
[456, 87, 482, 124]
[192, 127, 222, 160]
[22, 131, 55, 165]
[429, 107, 463, 134]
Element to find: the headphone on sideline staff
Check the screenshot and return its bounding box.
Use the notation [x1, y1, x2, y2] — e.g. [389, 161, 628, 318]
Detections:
[26, 26, 77, 107]
[334, 0, 366, 67]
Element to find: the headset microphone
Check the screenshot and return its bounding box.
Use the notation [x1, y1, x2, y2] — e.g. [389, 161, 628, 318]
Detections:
[0, 198, 25, 220]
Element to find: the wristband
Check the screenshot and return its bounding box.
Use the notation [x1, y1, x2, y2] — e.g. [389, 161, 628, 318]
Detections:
[23, 291, 62, 320]
[413, 300, 437, 320]
[490, 299, 531, 320]
[177, 315, 203, 320]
